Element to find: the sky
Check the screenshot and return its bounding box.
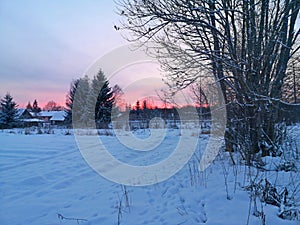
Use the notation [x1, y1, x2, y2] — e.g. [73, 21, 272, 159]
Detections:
[0, 0, 167, 108]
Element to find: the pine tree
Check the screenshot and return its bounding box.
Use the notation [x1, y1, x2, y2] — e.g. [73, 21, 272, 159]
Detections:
[32, 99, 41, 114]
[91, 70, 114, 129]
[0, 93, 19, 128]
[143, 100, 147, 110]
[136, 100, 140, 111]
[26, 101, 33, 111]
[70, 76, 92, 128]
[66, 77, 92, 128]
[66, 71, 115, 129]
[65, 79, 80, 126]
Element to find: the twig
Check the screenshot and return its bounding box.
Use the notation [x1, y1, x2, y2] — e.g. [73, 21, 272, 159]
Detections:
[57, 213, 87, 224]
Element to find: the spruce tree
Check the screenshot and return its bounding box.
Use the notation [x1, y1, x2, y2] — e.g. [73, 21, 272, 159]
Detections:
[66, 70, 115, 129]
[136, 100, 140, 111]
[0, 93, 19, 128]
[65, 79, 80, 126]
[26, 101, 33, 111]
[32, 99, 41, 114]
[91, 70, 114, 129]
[74, 75, 91, 128]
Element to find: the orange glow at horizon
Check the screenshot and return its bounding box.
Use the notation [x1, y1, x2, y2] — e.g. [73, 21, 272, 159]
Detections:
[13, 62, 205, 110]
[15, 89, 208, 111]
[15, 91, 66, 109]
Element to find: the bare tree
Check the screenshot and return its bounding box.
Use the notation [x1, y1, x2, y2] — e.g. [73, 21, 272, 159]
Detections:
[43, 100, 64, 111]
[189, 78, 209, 107]
[113, 84, 126, 111]
[118, 0, 299, 163]
[282, 51, 300, 103]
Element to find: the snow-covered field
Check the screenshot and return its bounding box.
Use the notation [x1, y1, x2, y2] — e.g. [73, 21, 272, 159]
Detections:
[0, 127, 299, 225]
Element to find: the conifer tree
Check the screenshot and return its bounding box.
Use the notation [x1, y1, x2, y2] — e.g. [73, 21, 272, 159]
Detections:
[91, 70, 115, 128]
[26, 101, 33, 111]
[32, 99, 41, 114]
[66, 70, 115, 128]
[74, 75, 91, 127]
[66, 76, 91, 128]
[0, 93, 19, 128]
[65, 79, 80, 126]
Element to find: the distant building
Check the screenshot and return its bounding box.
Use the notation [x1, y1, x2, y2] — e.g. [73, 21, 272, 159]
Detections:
[17, 109, 44, 127]
[49, 111, 67, 125]
[15, 109, 67, 127]
[17, 108, 32, 120]
[34, 111, 55, 122]
[34, 110, 66, 125]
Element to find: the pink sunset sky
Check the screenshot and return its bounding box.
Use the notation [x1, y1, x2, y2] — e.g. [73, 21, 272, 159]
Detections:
[0, 0, 172, 109]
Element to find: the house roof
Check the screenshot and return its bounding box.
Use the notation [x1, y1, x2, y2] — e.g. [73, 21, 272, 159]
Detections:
[15, 109, 66, 123]
[17, 108, 34, 119]
[38, 111, 58, 117]
[16, 108, 27, 117]
[29, 110, 66, 121]
[49, 111, 67, 121]
[22, 118, 44, 123]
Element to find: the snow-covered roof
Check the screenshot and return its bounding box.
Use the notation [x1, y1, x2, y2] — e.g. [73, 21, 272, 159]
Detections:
[38, 111, 58, 117]
[28, 110, 66, 122]
[22, 118, 44, 123]
[16, 108, 27, 117]
[49, 111, 66, 121]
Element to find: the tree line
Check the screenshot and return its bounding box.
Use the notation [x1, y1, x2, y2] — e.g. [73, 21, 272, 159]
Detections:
[0, 69, 118, 129]
[0, 93, 71, 128]
[0, 65, 214, 129]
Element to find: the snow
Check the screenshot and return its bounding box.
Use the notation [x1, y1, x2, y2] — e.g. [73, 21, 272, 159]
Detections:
[50, 111, 67, 122]
[16, 109, 26, 117]
[0, 127, 299, 225]
[21, 118, 44, 123]
[37, 111, 58, 117]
